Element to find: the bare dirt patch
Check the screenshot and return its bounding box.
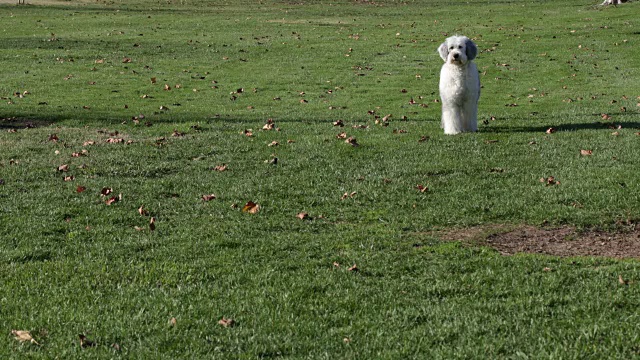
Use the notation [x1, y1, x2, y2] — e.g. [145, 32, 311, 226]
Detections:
[438, 224, 640, 259]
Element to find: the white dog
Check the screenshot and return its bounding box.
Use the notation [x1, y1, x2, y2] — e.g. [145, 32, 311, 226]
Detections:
[438, 35, 480, 135]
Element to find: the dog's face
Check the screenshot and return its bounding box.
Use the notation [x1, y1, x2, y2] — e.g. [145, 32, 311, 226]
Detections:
[438, 36, 477, 65]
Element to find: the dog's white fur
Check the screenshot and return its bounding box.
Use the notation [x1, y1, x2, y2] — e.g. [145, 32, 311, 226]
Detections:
[438, 35, 480, 135]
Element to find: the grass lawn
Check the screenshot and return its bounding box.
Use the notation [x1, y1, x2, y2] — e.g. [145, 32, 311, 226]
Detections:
[1, 0, 640, 358]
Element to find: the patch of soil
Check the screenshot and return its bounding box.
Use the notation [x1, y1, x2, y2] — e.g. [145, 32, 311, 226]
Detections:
[439, 224, 640, 259]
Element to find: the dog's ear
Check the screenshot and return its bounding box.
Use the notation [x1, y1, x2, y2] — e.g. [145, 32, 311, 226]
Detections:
[438, 42, 448, 62]
[465, 38, 478, 60]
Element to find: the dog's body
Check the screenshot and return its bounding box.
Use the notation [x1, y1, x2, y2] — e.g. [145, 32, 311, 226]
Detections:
[438, 35, 480, 135]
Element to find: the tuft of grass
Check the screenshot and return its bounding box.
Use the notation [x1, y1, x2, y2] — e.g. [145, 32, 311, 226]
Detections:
[1, 0, 640, 358]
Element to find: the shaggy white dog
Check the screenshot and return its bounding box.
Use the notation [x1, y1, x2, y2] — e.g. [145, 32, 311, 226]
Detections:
[438, 35, 480, 135]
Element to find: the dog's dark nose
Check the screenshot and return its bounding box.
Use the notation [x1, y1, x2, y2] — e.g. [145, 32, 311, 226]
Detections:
[453, 53, 459, 59]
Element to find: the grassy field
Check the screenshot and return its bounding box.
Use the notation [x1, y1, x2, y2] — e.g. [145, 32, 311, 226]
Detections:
[1, 0, 640, 358]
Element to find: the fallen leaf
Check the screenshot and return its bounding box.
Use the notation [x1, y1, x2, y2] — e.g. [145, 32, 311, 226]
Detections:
[212, 164, 227, 172]
[201, 194, 216, 201]
[580, 149, 593, 156]
[149, 217, 156, 231]
[348, 264, 359, 272]
[333, 120, 345, 127]
[105, 196, 119, 205]
[101, 187, 113, 196]
[543, 267, 553, 272]
[345, 137, 359, 146]
[79, 334, 96, 348]
[218, 317, 235, 327]
[540, 176, 560, 186]
[171, 129, 186, 137]
[336, 132, 347, 139]
[48, 134, 59, 142]
[416, 184, 428, 193]
[76, 186, 87, 193]
[72, 149, 89, 157]
[242, 201, 260, 214]
[341, 191, 357, 200]
[63, 176, 75, 182]
[611, 131, 620, 136]
[619, 274, 628, 285]
[242, 129, 253, 137]
[138, 205, 149, 216]
[57, 164, 69, 172]
[545, 127, 556, 134]
[169, 317, 177, 327]
[332, 262, 340, 268]
[267, 141, 279, 147]
[296, 212, 310, 220]
[12, 330, 39, 345]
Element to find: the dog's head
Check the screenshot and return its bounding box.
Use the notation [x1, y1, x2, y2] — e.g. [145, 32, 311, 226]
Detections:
[438, 35, 477, 65]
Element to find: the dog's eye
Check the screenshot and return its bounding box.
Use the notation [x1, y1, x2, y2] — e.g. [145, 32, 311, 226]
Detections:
[458, 45, 463, 49]
[449, 46, 454, 50]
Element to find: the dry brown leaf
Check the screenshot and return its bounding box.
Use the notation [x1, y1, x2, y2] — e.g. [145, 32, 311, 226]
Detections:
[296, 212, 310, 220]
[76, 186, 87, 193]
[218, 317, 235, 327]
[540, 176, 560, 186]
[201, 194, 216, 201]
[348, 264, 359, 272]
[545, 127, 556, 134]
[79, 334, 96, 348]
[341, 191, 357, 200]
[138, 205, 149, 216]
[213, 164, 228, 172]
[242, 201, 260, 214]
[105, 196, 119, 205]
[149, 217, 156, 231]
[333, 120, 344, 127]
[345, 137, 359, 146]
[12, 330, 39, 345]
[580, 149, 593, 156]
[267, 141, 279, 147]
[100, 187, 112, 196]
[416, 184, 429, 193]
[57, 164, 69, 172]
[169, 317, 177, 327]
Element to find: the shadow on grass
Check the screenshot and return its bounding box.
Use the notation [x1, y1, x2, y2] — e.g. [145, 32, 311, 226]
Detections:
[485, 111, 640, 133]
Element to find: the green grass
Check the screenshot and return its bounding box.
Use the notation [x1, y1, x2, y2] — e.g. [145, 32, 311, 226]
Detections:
[1, 0, 640, 358]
